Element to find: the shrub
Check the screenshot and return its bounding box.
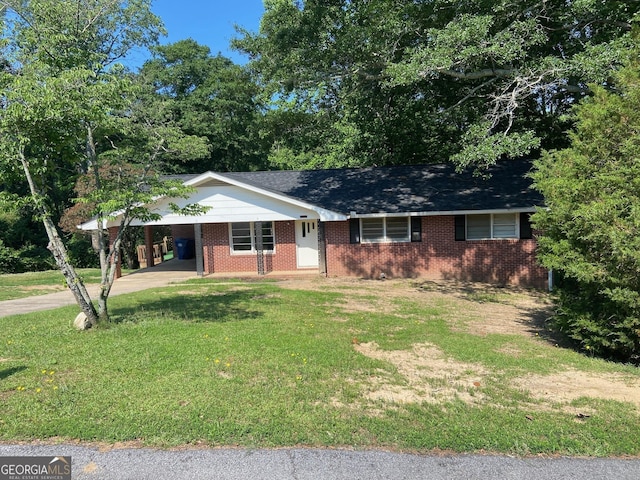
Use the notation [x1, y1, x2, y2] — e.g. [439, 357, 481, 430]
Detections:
[0, 241, 55, 274]
[67, 234, 99, 268]
[551, 276, 640, 363]
[0, 240, 21, 273]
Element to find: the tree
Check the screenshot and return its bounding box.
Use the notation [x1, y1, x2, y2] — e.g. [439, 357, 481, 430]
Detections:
[531, 21, 640, 362]
[0, 192, 54, 273]
[234, 0, 637, 169]
[0, 0, 207, 326]
[139, 39, 268, 173]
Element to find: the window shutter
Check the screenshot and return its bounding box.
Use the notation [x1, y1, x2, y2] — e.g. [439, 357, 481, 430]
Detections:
[454, 215, 466, 241]
[349, 218, 360, 244]
[520, 212, 533, 239]
[411, 217, 422, 242]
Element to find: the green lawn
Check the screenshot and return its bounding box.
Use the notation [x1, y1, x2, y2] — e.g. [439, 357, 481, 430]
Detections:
[1, 278, 639, 456]
[0, 269, 123, 301]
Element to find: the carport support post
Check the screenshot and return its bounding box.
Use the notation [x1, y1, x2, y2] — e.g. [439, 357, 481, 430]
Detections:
[318, 221, 327, 275]
[144, 226, 155, 269]
[194, 223, 204, 277]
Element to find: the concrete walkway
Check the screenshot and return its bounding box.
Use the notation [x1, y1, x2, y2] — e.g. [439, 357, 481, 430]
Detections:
[0, 259, 198, 318]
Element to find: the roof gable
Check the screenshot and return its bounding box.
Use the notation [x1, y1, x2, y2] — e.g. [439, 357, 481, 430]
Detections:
[81, 160, 541, 230]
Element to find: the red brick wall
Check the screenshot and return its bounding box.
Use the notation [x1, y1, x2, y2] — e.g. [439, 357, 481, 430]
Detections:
[201, 221, 298, 274]
[324, 216, 548, 288]
[171, 225, 195, 240]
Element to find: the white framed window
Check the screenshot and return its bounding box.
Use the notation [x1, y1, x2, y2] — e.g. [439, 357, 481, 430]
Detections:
[361, 217, 410, 243]
[230, 222, 275, 253]
[466, 213, 518, 240]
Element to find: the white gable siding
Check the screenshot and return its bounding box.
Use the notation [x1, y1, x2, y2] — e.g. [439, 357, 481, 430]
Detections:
[129, 185, 320, 226]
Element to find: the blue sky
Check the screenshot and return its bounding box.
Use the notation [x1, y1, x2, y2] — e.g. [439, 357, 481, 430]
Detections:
[127, 1, 265, 68]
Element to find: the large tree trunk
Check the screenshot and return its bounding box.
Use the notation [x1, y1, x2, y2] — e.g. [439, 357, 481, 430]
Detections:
[19, 150, 100, 327]
[44, 215, 99, 326]
[96, 219, 129, 321]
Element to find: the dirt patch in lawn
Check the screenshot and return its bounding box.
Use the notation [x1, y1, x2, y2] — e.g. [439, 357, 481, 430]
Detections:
[279, 277, 555, 339]
[354, 341, 487, 406]
[277, 277, 640, 412]
[20, 285, 65, 292]
[515, 369, 640, 409]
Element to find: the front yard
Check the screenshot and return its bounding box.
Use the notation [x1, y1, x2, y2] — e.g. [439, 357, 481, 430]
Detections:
[0, 269, 106, 301]
[0, 277, 638, 456]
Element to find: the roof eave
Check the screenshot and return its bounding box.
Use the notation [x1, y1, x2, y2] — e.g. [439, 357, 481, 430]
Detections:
[77, 172, 348, 230]
[348, 206, 540, 218]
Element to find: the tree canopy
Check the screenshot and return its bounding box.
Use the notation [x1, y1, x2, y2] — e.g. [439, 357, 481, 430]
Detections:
[0, 0, 207, 325]
[234, 0, 637, 169]
[139, 39, 268, 173]
[531, 21, 640, 362]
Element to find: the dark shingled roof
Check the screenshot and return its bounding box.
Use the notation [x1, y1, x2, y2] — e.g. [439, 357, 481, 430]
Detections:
[171, 160, 542, 215]
[220, 160, 542, 215]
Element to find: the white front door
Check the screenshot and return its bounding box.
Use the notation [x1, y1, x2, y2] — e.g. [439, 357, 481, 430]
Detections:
[295, 220, 319, 268]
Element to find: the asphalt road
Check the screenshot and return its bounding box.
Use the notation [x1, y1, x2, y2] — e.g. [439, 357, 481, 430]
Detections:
[1, 445, 639, 480]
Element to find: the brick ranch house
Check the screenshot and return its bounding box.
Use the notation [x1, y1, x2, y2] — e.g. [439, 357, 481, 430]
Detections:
[80, 160, 549, 289]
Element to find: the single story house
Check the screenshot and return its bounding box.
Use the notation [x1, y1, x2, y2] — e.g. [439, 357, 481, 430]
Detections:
[80, 160, 549, 288]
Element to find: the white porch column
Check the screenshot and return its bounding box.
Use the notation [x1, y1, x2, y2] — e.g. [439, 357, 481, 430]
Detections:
[194, 223, 204, 277]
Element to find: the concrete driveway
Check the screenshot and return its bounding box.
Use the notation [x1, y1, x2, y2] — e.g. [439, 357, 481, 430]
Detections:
[0, 259, 198, 318]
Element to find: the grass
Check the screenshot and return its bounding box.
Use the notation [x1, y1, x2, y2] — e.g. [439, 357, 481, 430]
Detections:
[0, 269, 129, 301]
[0, 278, 639, 456]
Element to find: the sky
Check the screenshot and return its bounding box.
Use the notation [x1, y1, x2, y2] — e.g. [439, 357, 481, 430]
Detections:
[126, 0, 265, 69]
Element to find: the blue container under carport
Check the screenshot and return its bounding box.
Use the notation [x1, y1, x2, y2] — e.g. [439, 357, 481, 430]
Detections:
[174, 238, 195, 260]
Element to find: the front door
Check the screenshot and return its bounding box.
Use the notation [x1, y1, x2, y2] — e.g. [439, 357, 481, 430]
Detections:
[295, 220, 319, 268]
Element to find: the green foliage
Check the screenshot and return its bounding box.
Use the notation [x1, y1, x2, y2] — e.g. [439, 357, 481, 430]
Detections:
[66, 234, 99, 269]
[0, 193, 53, 273]
[0, 239, 21, 273]
[0, 239, 54, 274]
[452, 125, 540, 171]
[0, 193, 43, 248]
[0, 0, 199, 322]
[531, 31, 640, 362]
[235, 0, 637, 169]
[138, 39, 267, 173]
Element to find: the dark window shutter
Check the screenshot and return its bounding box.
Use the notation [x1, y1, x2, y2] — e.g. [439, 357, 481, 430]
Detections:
[520, 212, 533, 239]
[454, 215, 466, 241]
[411, 217, 422, 242]
[349, 218, 360, 244]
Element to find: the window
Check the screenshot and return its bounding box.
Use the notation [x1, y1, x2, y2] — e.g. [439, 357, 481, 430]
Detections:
[361, 217, 410, 243]
[492, 213, 517, 238]
[465, 213, 518, 240]
[466, 214, 491, 240]
[230, 222, 274, 253]
[361, 218, 385, 242]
